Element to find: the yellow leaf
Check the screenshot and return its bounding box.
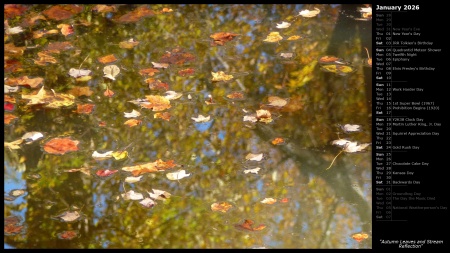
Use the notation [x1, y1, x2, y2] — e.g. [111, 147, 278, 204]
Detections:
[112, 151, 128, 160]
[263, 32, 282, 43]
[211, 71, 233, 82]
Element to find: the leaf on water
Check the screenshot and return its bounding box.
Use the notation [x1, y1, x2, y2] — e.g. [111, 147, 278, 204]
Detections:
[42, 5, 83, 21]
[124, 175, 143, 183]
[54, 210, 82, 223]
[351, 232, 369, 242]
[122, 159, 177, 176]
[154, 112, 171, 121]
[5, 114, 18, 125]
[160, 7, 173, 13]
[34, 51, 58, 66]
[243, 115, 257, 123]
[159, 47, 196, 65]
[57, 24, 74, 37]
[4, 43, 25, 58]
[103, 65, 120, 80]
[226, 91, 245, 100]
[21, 131, 44, 144]
[43, 137, 79, 155]
[92, 151, 114, 160]
[69, 68, 91, 78]
[5, 103, 14, 111]
[139, 68, 159, 76]
[276, 21, 291, 29]
[320, 64, 356, 76]
[343, 142, 371, 153]
[4, 223, 24, 235]
[5, 26, 24, 35]
[211, 71, 233, 82]
[178, 68, 195, 77]
[95, 169, 118, 177]
[141, 95, 171, 111]
[286, 35, 302, 41]
[256, 109, 273, 124]
[261, 198, 277, 204]
[119, 190, 144, 200]
[147, 189, 171, 200]
[76, 103, 95, 114]
[98, 54, 118, 64]
[45, 41, 74, 52]
[234, 219, 266, 232]
[164, 91, 182, 100]
[57, 230, 78, 240]
[4, 4, 28, 19]
[114, 5, 155, 23]
[298, 8, 321, 18]
[267, 96, 287, 107]
[22, 86, 75, 108]
[271, 137, 285, 145]
[331, 138, 351, 147]
[5, 139, 24, 150]
[245, 153, 264, 161]
[280, 52, 294, 59]
[124, 109, 141, 118]
[166, 170, 190, 180]
[280, 198, 289, 203]
[104, 88, 115, 97]
[210, 32, 239, 46]
[356, 6, 372, 20]
[263, 32, 283, 43]
[9, 189, 26, 197]
[191, 114, 211, 123]
[4, 85, 20, 94]
[211, 202, 233, 213]
[318, 55, 342, 64]
[243, 167, 261, 174]
[64, 167, 90, 176]
[146, 78, 169, 91]
[339, 124, 362, 133]
[151, 62, 169, 69]
[139, 198, 156, 208]
[124, 119, 142, 127]
[119, 38, 140, 49]
[67, 86, 93, 97]
[112, 151, 128, 160]
[364, 47, 372, 67]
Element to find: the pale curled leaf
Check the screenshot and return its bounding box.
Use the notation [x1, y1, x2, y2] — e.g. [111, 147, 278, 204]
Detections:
[343, 142, 371, 153]
[103, 65, 120, 80]
[148, 189, 171, 200]
[298, 8, 321, 17]
[119, 190, 144, 200]
[245, 153, 264, 161]
[92, 150, 114, 160]
[331, 139, 351, 147]
[139, 198, 156, 208]
[21, 131, 44, 144]
[164, 90, 182, 100]
[340, 124, 362, 133]
[124, 109, 141, 118]
[276, 21, 291, 29]
[124, 175, 143, 183]
[69, 68, 91, 78]
[261, 198, 277, 204]
[191, 114, 211, 123]
[244, 167, 261, 174]
[166, 170, 190, 180]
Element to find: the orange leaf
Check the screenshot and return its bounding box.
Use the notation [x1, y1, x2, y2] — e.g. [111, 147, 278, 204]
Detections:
[96, 169, 118, 177]
[142, 95, 171, 111]
[57, 24, 74, 37]
[45, 41, 74, 52]
[234, 219, 266, 232]
[76, 104, 95, 114]
[124, 119, 142, 127]
[139, 68, 159, 76]
[226, 91, 244, 100]
[4, 223, 24, 235]
[159, 48, 196, 65]
[104, 88, 115, 97]
[4, 114, 18, 125]
[92, 5, 117, 13]
[145, 78, 169, 91]
[178, 68, 195, 77]
[67, 86, 93, 97]
[121, 159, 176, 176]
[154, 112, 171, 121]
[4, 4, 28, 19]
[4, 95, 16, 103]
[351, 232, 369, 242]
[98, 54, 117, 64]
[280, 198, 289, 203]
[43, 137, 79, 155]
[5, 43, 25, 57]
[42, 5, 83, 21]
[5, 76, 43, 88]
[114, 5, 155, 23]
[58, 230, 78, 240]
[211, 202, 233, 213]
[271, 137, 285, 145]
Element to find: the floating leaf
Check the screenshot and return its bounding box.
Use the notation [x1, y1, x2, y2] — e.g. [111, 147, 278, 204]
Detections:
[104, 88, 115, 97]
[286, 35, 302, 41]
[139, 198, 156, 208]
[320, 64, 356, 76]
[276, 21, 291, 29]
[45, 41, 74, 52]
[164, 91, 182, 100]
[245, 153, 264, 162]
[364, 47, 372, 67]
[9, 189, 26, 197]
[92, 151, 113, 161]
[64, 167, 90, 176]
[69, 68, 91, 78]
[154, 112, 171, 121]
[119, 38, 140, 49]
[22, 86, 75, 108]
[178, 68, 195, 77]
[211, 202, 233, 213]
[57, 23, 74, 36]
[280, 52, 294, 59]
[5, 114, 18, 125]
[331, 138, 351, 147]
[92, 5, 117, 13]
[5, 26, 24, 35]
[355, 6, 372, 20]
[124, 109, 141, 118]
[280, 198, 289, 203]
[43, 137, 79, 155]
[191, 114, 211, 123]
[271, 137, 285, 145]
[211, 71, 233, 82]
[234, 219, 266, 232]
[4, 85, 20, 94]
[146, 78, 169, 91]
[124, 175, 143, 183]
[53, 210, 82, 223]
[42, 5, 83, 21]
[98, 54, 118, 64]
[343, 142, 371, 153]
[147, 189, 171, 200]
[151, 62, 169, 69]
[4, 43, 25, 57]
[210, 32, 239, 46]
[124, 119, 142, 127]
[267, 96, 287, 107]
[4, 223, 24, 235]
[256, 109, 273, 124]
[243, 115, 257, 123]
[166, 170, 190, 180]
[139, 68, 159, 76]
[263, 32, 282, 43]
[5, 139, 24, 150]
[57, 230, 78, 240]
[119, 190, 144, 200]
[261, 198, 277, 204]
[114, 5, 155, 23]
[298, 8, 320, 18]
[122, 159, 177, 176]
[76, 104, 95, 114]
[339, 124, 362, 133]
[21, 131, 44, 144]
[243, 167, 261, 174]
[103, 65, 120, 80]
[34, 51, 58, 65]
[226, 91, 245, 100]
[96, 169, 118, 177]
[112, 151, 128, 160]
[160, 47, 196, 65]
[67, 86, 93, 97]
[4, 4, 28, 19]
[141, 95, 171, 111]
[351, 232, 369, 242]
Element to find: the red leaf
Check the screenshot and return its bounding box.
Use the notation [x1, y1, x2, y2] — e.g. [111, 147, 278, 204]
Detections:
[4, 103, 15, 111]
[43, 137, 79, 155]
[96, 169, 118, 177]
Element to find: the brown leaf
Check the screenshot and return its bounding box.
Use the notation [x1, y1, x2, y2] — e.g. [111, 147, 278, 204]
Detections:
[141, 95, 171, 111]
[67, 86, 93, 97]
[42, 5, 83, 21]
[114, 5, 155, 23]
[4, 43, 26, 57]
[280, 95, 305, 112]
[43, 137, 79, 155]
[267, 96, 287, 107]
[159, 47, 196, 65]
[22, 86, 75, 108]
[96, 169, 118, 177]
[34, 51, 58, 66]
[271, 137, 285, 145]
[154, 112, 171, 121]
[4, 223, 24, 235]
[124, 119, 142, 127]
[92, 5, 117, 13]
[145, 78, 169, 91]
[98, 54, 118, 64]
[4, 4, 28, 19]
[119, 38, 140, 49]
[4, 59, 23, 73]
[5, 114, 18, 125]
[76, 104, 95, 114]
[57, 24, 74, 37]
[58, 230, 78, 240]
[45, 41, 74, 52]
[210, 32, 239, 46]
[177, 68, 195, 77]
[122, 159, 176, 176]
[4, 95, 16, 104]
[139, 68, 159, 76]
[5, 76, 44, 88]
[234, 219, 266, 232]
